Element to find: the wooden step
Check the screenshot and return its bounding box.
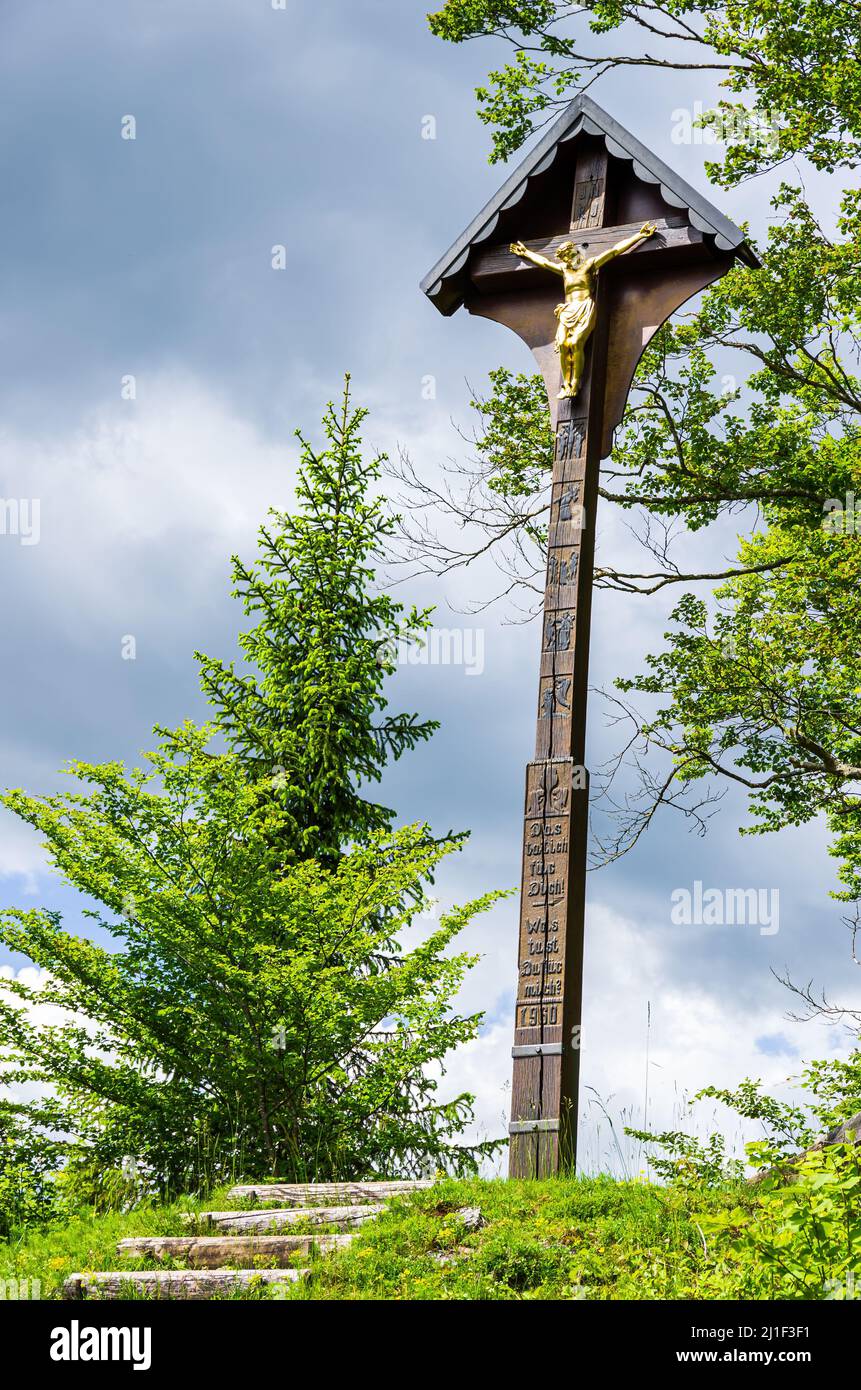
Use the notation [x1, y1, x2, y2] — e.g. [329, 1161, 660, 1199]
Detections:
[227, 1179, 433, 1206]
[195, 1203, 386, 1233]
[117, 1233, 355, 1267]
[63, 1268, 308, 1300]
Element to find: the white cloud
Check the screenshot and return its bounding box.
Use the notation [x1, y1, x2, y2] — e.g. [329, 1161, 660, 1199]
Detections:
[439, 900, 860, 1176]
[0, 375, 296, 637]
[0, 964, 69, 1109]
[0, 811, 50, 894]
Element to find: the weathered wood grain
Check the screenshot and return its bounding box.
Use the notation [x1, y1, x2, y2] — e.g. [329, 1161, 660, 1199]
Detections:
[195, 1203, 387, 1232]
[116, 1233, 355, 1266]
[226, 1179, 432, 1205]
[63, 1268, 308, 1300]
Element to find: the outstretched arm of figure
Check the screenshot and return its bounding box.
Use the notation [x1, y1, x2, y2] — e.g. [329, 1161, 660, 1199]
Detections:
[593, 221, 657, 269]
[510, 240, 564, 276]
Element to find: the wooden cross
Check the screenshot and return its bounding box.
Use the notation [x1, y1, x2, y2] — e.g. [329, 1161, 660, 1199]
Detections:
[421, 97, 755, 1178]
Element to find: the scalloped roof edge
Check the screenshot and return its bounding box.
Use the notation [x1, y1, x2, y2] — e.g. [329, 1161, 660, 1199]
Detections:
[421, 94, 758, 314]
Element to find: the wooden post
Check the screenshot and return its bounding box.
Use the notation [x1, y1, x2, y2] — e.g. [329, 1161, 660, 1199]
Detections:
[509, 148, 611, 1177]
[420, 94, 757, 1179]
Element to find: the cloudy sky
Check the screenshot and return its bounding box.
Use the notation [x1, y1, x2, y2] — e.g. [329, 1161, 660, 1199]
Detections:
[0, 0, 856, 1174]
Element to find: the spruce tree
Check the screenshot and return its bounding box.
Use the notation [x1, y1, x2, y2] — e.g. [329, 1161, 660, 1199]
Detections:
[0, 382, 502, 1193]
[196, 375, 438, 864]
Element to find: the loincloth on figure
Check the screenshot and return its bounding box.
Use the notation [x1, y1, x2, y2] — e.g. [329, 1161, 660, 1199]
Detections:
[554, 297, 597, 346]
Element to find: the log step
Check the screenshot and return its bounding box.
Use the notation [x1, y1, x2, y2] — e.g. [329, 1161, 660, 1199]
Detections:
[117, 1233, 355, 1267]
[227, 1179, 432, 1205]
[63, 1268, 308, 1300]
[196, 1203, 387, 1232]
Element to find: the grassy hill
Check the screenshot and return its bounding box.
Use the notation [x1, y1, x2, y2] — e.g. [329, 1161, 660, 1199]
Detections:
[0, 1174, 763, 1301]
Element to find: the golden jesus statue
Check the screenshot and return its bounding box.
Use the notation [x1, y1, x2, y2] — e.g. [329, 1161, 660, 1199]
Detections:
[510, 222, 657, 398]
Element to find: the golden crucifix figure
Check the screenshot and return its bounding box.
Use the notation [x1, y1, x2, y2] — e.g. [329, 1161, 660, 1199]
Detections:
[510, 222, 657, 398]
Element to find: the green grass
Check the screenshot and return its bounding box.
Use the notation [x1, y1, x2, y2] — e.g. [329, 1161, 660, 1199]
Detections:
[282, 1175, 761, 1301]
[0, 1175, 761, 1300]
